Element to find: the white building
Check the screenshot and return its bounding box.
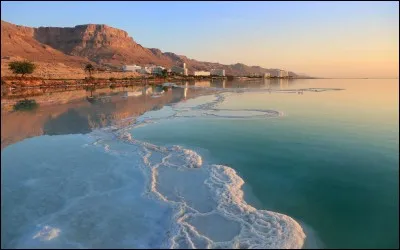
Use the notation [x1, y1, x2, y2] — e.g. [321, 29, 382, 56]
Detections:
[171, 63, 188, 76]
[278, 70, 289, 78]
[263, 72, 271, 78]
[210, 69, 225, 77]
[123, 65, 141, 72]
[194, 71, 211, 76]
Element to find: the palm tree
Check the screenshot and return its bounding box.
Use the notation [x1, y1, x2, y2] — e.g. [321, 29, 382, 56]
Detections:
[84, 64, 95, 78]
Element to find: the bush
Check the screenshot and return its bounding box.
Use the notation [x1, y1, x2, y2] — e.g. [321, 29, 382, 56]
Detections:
[13, 99, 38, 111]
[8, 61, 36, 77]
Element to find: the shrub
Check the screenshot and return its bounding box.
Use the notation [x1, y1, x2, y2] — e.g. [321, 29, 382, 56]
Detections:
[8, 61, 36, 77]
[13, 99, 38, 111]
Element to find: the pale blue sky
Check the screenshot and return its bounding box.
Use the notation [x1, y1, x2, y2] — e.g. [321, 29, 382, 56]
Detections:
[1, 1, 399, 77]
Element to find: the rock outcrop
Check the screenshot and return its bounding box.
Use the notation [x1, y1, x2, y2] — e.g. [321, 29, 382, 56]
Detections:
[1, 21, 90, 68]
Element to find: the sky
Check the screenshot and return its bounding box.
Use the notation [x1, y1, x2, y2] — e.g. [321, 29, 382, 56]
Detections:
[1, 1, 399, 78]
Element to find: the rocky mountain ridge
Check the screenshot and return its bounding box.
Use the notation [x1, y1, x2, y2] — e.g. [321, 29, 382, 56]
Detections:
[1, 20, 300, 76]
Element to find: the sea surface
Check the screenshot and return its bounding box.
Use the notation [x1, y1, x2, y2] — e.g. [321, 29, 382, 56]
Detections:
[1, 79, 398, 249]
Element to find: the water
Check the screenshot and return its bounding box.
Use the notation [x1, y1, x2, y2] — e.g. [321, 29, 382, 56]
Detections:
[1, 79, 398, 248]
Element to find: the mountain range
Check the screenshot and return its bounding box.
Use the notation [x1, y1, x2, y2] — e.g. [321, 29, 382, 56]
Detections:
[1, 20, 300, 77]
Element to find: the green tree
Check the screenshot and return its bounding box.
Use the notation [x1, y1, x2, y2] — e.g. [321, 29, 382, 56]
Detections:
[8, 61, 36, 78]
[84, 64, 95, 77]
[161, 69, 168, 78]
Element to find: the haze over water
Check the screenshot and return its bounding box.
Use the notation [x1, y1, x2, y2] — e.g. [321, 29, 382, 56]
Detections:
[1, 79, 399, 248]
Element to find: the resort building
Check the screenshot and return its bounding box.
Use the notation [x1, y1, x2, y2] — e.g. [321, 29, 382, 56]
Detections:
[150, 66, 165, 75]
[122, 65, 142, 72]
[171, 63, 188, 76]
[263, 72, 271, 78]
[194, 71, 211, 76]
[138, 67, 151, 74]
[210, 69, 225, 77]
[278, 70, 289, 78]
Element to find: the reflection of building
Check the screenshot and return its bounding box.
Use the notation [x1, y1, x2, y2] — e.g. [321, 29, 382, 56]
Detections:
[142, 86, 153, 95]
[278, 70, 289, 78]
[263, 73, 271, 78]
[194, 71, 211, 76]
[184, 82, 188, 99]
[122, 65, 141, 72]
[279, 79, 289, 89]
[171, 63, 188, 76]
[194, 81, 211, 87]
[210, 69, 225, 76]
[123, 91, 142, 97]
[264, 78, 271, 88]
[211, 79, 226, 88]
[171, 82, 188, 103]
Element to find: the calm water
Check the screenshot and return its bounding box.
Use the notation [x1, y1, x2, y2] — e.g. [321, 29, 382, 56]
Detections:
[1, 79, 398, 248]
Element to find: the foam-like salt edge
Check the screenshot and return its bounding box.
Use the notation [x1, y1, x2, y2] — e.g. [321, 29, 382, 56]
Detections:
[110, 92, 307, 248]
[113, 131, 306, 249]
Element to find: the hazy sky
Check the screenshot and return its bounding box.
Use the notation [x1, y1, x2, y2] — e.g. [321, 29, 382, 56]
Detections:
[1, 1, 399, 78]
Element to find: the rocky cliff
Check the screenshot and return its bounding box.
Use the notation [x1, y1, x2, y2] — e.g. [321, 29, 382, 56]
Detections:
[33, 24, 166, 66]
[1, 21, 90, 68]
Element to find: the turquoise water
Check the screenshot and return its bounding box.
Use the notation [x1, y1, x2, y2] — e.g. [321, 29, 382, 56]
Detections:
[1, 79, 398, 248]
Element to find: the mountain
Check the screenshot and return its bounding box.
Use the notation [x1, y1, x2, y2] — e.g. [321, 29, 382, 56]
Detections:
[1, 20, 300, 76]
[1, 20, 90, 68]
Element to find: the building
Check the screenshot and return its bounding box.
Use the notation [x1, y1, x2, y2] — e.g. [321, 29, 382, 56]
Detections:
[194, 71, 211, 76]
[263, 72, 271, 78]
[210, 69, 225, 77]
[138, 67, 151, 74]
[150, 66, 165, 75]
[278, 70, 289, 78]
[122, 65, 141, 72]
[171, 63, 188, 76]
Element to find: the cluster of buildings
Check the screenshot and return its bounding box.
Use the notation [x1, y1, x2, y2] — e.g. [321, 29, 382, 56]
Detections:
[122, 63, 225, 77]
[278, 70, 289, 78]
[122, 63, 289, 78]
[122, 64, 166, 75]
[248, 71, 287, 78]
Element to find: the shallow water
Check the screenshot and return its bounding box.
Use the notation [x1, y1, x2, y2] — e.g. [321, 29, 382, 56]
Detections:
[1, 79, 399, 248]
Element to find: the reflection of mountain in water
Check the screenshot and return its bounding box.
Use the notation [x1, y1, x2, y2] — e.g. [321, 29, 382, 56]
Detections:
[1, 86, 214, 149]
[44, 109, 92, 135]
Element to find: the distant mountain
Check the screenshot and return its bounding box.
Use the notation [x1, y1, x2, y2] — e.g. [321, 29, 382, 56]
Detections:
[1, 20, 302, 76]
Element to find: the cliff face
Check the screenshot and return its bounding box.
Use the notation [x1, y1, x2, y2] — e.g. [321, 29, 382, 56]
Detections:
[1, 20, 300, 76]
[33, 24, 166, 66]
[1, 21, 90, 68]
